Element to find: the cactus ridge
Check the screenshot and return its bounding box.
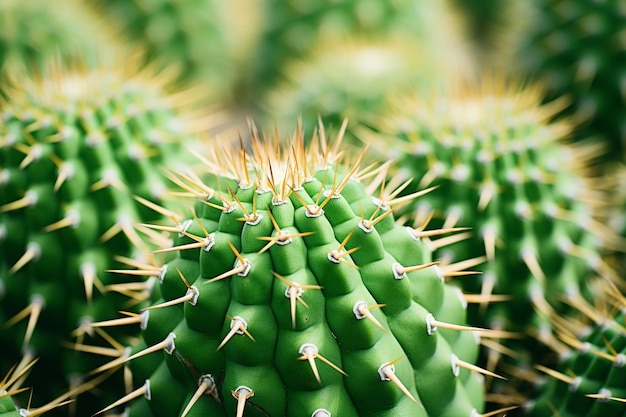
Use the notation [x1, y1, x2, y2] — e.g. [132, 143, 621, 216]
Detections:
[362, 77, 623, 371]
[85, 121, 500, 417]
[0, 61, 203, 415]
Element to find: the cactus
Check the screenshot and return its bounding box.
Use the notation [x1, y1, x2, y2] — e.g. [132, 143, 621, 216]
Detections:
[247, 0, 472, 112]
[523, 281, 626, 416]
[0, 60, 205, 415]
[0, 0, 117, 90]
[360, 77, 623, 372]
[83, 120, 512, 417]
[260, 34, 472, 134]
[0, 357, 73, 417]
[91, 0, 260, 106]
[510, 0, 626, 161]
[1, 360, 31, 417]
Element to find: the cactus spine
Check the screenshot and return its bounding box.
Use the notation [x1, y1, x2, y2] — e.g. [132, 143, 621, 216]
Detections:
[524, 282, 626, 416]
[361, 77, 622, 377]
[0, 60, 204, 415]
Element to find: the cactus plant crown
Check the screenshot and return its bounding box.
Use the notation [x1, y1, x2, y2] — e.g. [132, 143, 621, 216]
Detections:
[83, 120, 508, 417]
[0, 60, 204, 415]
[360, 77, 623, 372]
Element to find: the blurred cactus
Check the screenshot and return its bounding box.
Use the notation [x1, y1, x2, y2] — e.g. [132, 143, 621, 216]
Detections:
[0, 0, 118, 94]
[0, 58, 207, 415]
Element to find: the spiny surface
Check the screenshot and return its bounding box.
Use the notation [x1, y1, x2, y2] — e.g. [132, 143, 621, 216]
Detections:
[364, 77, 621, 375]
[92, 0, 259, 105]
[512, 0, 626, 161]
[248, 0, 472, 113]
[524, 282, 626, 416]
[0, 62, 201, 415]
[0, 0, 117, 91]
[88, 121, 495, 417]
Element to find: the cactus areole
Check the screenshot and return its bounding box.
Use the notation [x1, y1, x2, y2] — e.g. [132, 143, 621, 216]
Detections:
[94, 121, 491, 417]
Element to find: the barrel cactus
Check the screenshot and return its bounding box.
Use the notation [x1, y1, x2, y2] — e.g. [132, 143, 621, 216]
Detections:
[360, 77, 622, 371]
[511, 0, 626, 160]
[84, 120, 511, 417]
[260, 34, 472, 135]
[524, 281, 626, 416]
[0, 60, 204, 415]
[92, 0, 260, 106]
[248, 0, 472, 110]
[0, 0, 117, 90]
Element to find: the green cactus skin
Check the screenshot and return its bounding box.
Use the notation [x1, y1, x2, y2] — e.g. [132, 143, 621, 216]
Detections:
[91, 0, 258, 106]
[0, 62, 204, 415]
[362, 78, 622, 373]
[0, 398, 19, 417]
[88, 121, 495, 417]
[511, 0, 626, 161]
[0, 0, 118, 91]
[523, 287, 626, 416]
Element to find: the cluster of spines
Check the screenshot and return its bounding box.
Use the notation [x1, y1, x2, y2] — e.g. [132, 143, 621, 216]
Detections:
[512, 0, 626, 159]
[80, 121, 518, 417]
[523, 280, 626, 415]
[0, 62, 206, 415]
[0, 357, 78, 417]
[0, 0, 118, 90]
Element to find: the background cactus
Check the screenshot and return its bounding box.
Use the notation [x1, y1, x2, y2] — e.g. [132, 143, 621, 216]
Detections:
[506, 0, 626, 162]
[90, 0, 262, 110]
[246, 0, 474, 119]
[359, 76, 623, 386]
[84, 121, 506, 417]
[0, 0, 118, 94]
[259, 33, 473, 135]
[0, 59, 209, 415]
[523, 281, 626, 415]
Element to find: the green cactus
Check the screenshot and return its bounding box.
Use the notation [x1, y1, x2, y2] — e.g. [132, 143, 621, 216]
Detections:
[0, 0, 118, 90]
[511, 0, 626, 161]
[247, 0, 473, 113]
[85, 120, 505, 417]
[0, 357, 75, 417]
[524, 283, 626, 416]
[260, 34, 472, 134]
[0, 61, 205, 415]
[91, 0, 260, 106]
[360, 77, 622, 371]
